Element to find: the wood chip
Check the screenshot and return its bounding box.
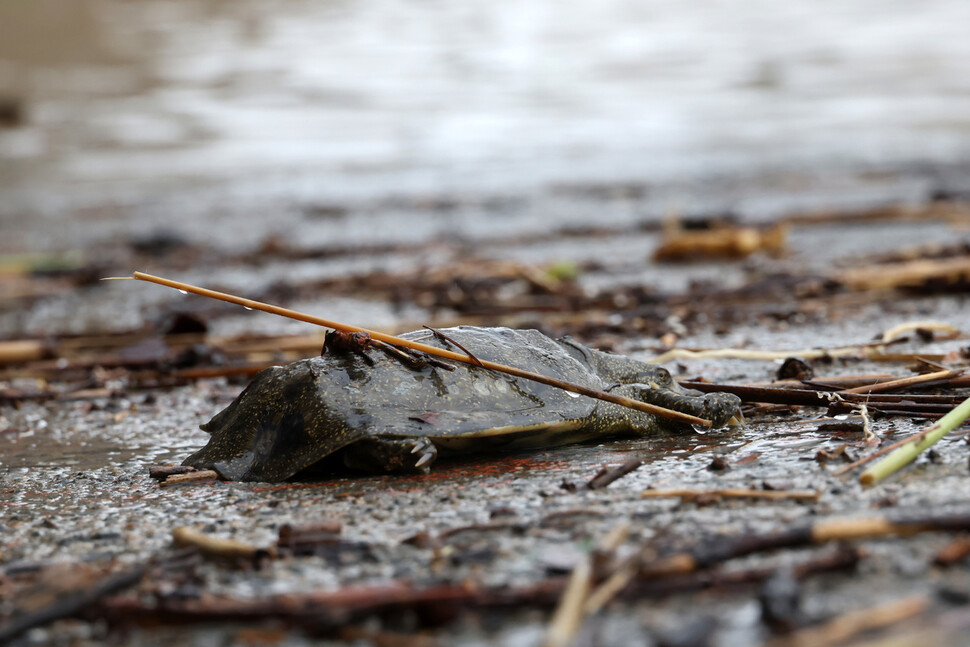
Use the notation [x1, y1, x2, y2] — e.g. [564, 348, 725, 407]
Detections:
[160, 470, 220, 487]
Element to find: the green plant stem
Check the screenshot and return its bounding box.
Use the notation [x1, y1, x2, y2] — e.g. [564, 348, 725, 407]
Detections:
[860, 395, 970, 485]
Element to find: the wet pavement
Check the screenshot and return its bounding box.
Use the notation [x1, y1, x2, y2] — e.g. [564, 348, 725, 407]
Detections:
[3, 1, 970, 645]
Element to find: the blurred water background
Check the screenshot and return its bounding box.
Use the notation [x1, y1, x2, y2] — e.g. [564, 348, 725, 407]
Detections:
[1, 0, 969, 251]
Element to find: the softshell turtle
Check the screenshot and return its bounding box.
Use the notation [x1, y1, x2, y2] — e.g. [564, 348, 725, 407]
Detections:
[184, 326, 741, 481]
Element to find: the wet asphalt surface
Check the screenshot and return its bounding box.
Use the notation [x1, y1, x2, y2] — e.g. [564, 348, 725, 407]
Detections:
[3, 1, 970, 645]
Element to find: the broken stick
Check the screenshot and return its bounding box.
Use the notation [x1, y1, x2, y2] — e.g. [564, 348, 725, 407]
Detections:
[108, 272, 711, 427]
[172, 526, 276, 561]
[640, 488, 819, 503]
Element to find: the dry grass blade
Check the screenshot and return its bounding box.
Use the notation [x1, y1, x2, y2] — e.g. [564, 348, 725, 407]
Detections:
[839, 368, 963, 394]
[583, 557, 638, 615]
[113, 272, 711, 426]
[880, 320, 960, 343]
[543, 557, 592, 647]
[653, 343, 890, 364]
[839, 256, 970, 291]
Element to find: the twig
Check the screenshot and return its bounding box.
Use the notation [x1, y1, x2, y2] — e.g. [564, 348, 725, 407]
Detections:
[640, 489, 819, 503]
[277, 522, 354, 557]
[97, 581, 496, 630]
[0, 562, 149, 644]
[934, 538, 970, 566]
[839, 255, 970, 292]
[653, 222, 787, 262]
[583, 555, 638, 615]
[336, 627, 438, 647]
[596, 522, 631, 553]
[631, 547, 861, 599]
[172, 526, 276, 561]
[579, 523, 635, 614]
[586, 460, 643, 490]
[159, 469, 220, 487]
[109, 272, 712, 427]
[543, 557, 592, 647]
[858, 403, 875, 443]
[654, 341, 896, 364]
[801, 374, 894, 389]
[682, 380, 965, 418]
[859, 395, 970, 484]
[679, 382, 833, 406]
[659, 346, 946, 364]
[769, 594, 929, 647]
[437, 520, 524, 541]
[370, 338, 455, 371]
[94, 547, 861, 633]
[881, 320, 960, 343]
[839, 369, 963, 395]
[148, 465, 198, 480]
[423, 325, 484, 367]
[171, 364, 273, 380]
[369, 338, 426, 369]
[278, 521, 343, 546]
[645, 512, 970, 574]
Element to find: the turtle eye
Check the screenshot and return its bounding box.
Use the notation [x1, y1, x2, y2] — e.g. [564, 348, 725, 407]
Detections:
[652, 367, 672, 384]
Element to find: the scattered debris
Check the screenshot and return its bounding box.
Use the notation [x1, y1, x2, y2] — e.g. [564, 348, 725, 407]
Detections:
[777, 357, 814, 381]
[586, 460, 644, 490]
[881, 320, 961, 343]
[4, 199, 970, 646]
[640, 488, 820, 504]
[323, 329, 372, 355]
[0, 96, 23, 127]
[815, 445, 856, 464]
[0, 562, 149, 644]
[148, 464, 199, 480]
[768, 594, 929, 647]
[934, 538, 970, 567]
[706, 456, 730, 471]
[128, 272, 717, 430]
[277, 521, 344, 555]
[172, 526, 276, 562]
[159, 469, 220, 487]
[653, 221, 787, 262]
[544, 555, 592, 647]
[839, 256, 970, 293]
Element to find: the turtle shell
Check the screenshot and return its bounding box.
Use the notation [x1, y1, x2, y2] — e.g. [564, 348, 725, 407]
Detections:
[182, 326, 707, 481]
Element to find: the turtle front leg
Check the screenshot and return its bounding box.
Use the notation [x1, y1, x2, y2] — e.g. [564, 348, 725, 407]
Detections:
[341, 436, 438, 474]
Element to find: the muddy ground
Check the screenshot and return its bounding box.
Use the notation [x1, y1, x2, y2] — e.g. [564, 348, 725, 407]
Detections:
[2, 172, 970, 647]
[3, 2, 970, 646]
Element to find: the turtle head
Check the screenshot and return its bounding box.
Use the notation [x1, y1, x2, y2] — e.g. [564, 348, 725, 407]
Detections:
[698, 392, 743, 428]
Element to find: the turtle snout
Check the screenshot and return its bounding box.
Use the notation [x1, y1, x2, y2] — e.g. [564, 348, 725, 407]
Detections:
[701, 392, 742, 427]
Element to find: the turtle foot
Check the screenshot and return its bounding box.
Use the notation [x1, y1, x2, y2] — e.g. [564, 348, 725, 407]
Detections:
[342, 436, 438, 474]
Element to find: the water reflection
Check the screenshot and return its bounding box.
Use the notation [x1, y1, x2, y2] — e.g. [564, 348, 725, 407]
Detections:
[2, 0, 969, 190]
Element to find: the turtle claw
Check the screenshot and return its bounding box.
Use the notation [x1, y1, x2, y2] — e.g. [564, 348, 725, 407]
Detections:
[412, 438, 438, 471]
[341, 436, 437, 474]
[410, 437, 432, 454]
[414, 449, 436, 470]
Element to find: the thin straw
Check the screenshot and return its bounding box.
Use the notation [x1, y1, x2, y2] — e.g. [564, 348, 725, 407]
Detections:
[113, 271, 711, 426]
